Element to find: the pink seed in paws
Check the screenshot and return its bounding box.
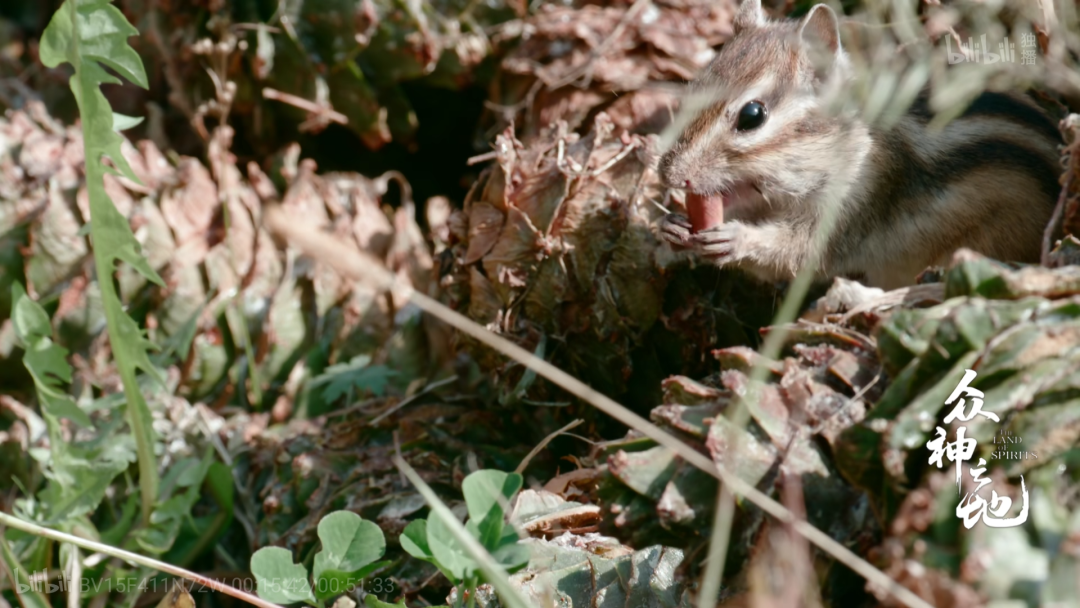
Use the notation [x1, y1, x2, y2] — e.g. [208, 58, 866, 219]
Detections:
[685, 192, 724, 233]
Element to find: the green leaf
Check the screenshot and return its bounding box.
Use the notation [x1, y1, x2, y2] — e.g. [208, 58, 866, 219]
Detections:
[33, 418, 136, 525]
[151, 307, 203, 367]
[205, 462, 236, 514]
[40, 0, 163, 525]
[251, 547, 316, 605]
[311, 355, 398, 402]
[400, 519, 460, 583]
[40, 1, 150, 186]
[400, 520, 433, 560]
[475, 507, 505, 551]
[40, 1, 148, 88]
[99, 493, 139, 546]
[11, 283, 51, 340]
[461, 470, 522, 534]
[163, 460, 236, 567]
[137, 451, 216, 554]
[11, 284, 92, 429]
[401, 518, 460, 583]
[457, 470, 523, 564]
[314, 512, 387, 574]
[112, 112, 144, 132]
[426, 512, 476, 582]
[462, 518, 528, 576]
[489, 526, 529, 573]
[174, 453, 214, 488]
[39, 449, 131, 523]
[312, 511, 387, 601]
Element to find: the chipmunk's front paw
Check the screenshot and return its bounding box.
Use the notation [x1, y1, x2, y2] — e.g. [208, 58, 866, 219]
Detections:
[659, 213, 694, 249]
[694, 222, 745, 260]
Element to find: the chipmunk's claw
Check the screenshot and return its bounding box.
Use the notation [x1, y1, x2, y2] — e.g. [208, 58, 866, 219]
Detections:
[660, 213, 694, 248]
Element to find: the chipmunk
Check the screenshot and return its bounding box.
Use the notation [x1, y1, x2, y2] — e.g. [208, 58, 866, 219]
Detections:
[657, 0, 1062, 290]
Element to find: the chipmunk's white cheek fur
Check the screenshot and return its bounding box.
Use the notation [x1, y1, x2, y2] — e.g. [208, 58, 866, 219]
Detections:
[730, 97, 832, 201]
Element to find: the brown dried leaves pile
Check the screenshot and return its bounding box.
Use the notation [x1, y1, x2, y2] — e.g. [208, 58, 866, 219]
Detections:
[0, 104, 439, 414]
[486, 0, 736, 141]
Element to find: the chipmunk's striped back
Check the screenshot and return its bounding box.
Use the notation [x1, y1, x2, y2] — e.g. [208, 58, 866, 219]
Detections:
[838, 91, 1060, 286]
[657, 0, 1063, 289]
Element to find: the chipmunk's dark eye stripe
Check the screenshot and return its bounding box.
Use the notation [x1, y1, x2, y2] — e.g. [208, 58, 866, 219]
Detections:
[736, 100, 767, 131]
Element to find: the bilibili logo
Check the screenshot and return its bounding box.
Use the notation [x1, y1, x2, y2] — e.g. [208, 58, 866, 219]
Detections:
[946, 32, 1040, 65]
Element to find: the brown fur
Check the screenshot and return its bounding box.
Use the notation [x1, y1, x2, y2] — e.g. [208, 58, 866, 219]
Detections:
[658, 0, 1062, 289]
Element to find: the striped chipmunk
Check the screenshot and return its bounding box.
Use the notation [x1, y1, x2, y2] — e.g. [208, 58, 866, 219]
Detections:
[657, 0, 1063, 290]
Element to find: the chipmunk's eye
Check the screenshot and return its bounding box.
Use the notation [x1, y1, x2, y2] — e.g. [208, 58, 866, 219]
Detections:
[736, 101, 767, 131]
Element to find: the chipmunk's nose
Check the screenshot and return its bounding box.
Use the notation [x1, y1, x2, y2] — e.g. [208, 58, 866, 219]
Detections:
[658, 150, 689, 189]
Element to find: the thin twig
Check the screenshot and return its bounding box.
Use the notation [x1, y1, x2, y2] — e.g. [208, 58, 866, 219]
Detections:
[369, 375, 460, 426]
[589, 140, 639, 177]
[467, 151, 499, 166]
[1042, 169, 1072, 266]
[261, 88, 348, 125]
[260, 205, 934, 608]
[0, 512, 283, 608]
[320, 397, 385, 420]
[810, 372, 883, 436]
[515, 419, 584, 475]
[230, 23, 283, 33]
[483, 79, 543, 119]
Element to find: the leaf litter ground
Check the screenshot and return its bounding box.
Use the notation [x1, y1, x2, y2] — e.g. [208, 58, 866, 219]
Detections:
[2, 0, 1080, 607]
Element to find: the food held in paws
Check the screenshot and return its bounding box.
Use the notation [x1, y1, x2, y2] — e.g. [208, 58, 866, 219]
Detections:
[685, 192, 724, 233]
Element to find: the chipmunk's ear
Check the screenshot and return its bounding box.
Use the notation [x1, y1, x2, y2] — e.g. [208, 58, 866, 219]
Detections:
[733, 0, 765, 34]
[798, 4, 843, 56]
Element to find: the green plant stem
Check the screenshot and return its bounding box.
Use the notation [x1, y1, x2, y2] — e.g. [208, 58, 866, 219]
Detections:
[0, 512, 283, 608]
[60, 0, 159, 527]
[87, 179, 159, 528]
[465, 576, 477, 608]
